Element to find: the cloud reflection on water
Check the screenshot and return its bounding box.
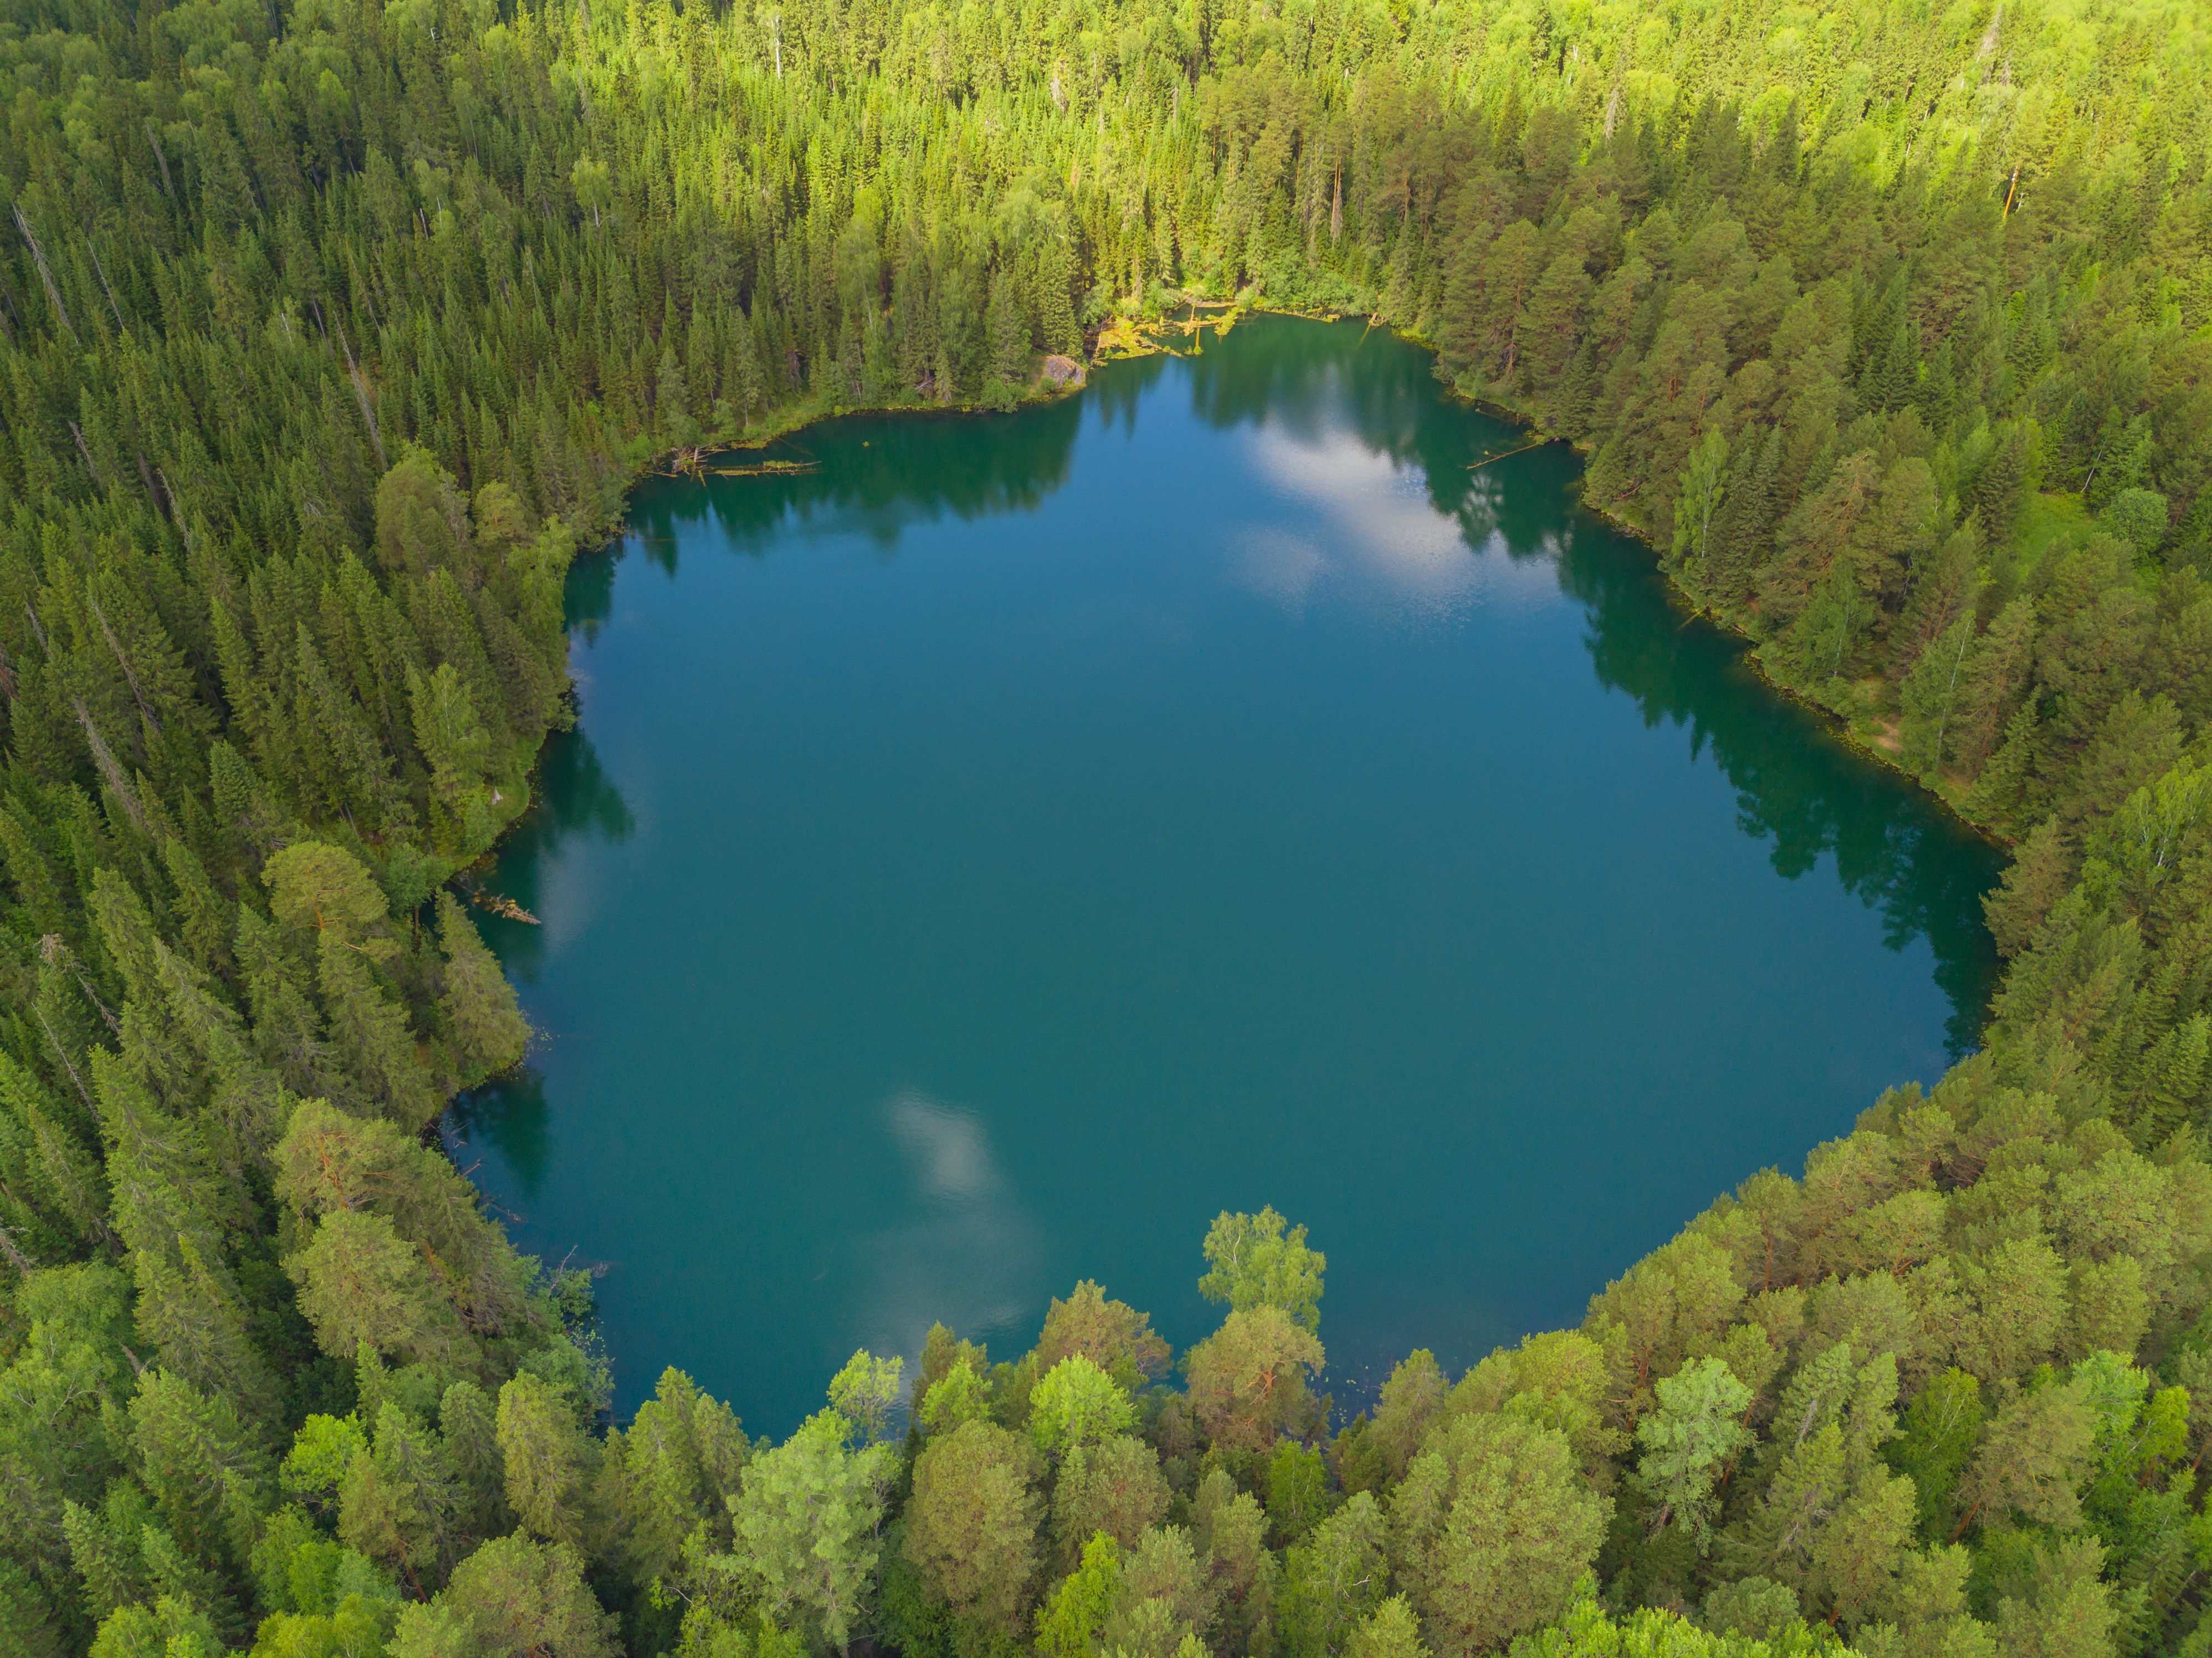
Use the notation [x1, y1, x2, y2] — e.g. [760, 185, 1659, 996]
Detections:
[853, 1092, 1038, 1373]
[1235, 422, 1567, 618]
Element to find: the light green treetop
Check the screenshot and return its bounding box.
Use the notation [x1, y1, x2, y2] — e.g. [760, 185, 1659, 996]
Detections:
[1031, 1355, 1139, 1460]
[1199, 1207, 1326, 1333]
[1634, 1357, 1754, 1549]
[826, 1350, 904, 1445]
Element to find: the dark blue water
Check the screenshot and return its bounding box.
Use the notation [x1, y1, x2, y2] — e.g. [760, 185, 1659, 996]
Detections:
[455, 317, 2000, 1434]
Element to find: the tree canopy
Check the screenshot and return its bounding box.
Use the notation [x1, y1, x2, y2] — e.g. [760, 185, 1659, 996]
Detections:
[3, 0, 2212, 1654]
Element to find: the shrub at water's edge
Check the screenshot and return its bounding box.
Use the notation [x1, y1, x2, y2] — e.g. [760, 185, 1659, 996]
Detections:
[2, 0, 2212, 1654]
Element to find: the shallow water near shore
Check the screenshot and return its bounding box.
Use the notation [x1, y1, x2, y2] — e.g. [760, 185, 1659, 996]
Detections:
[454, 315, 2001, 1433]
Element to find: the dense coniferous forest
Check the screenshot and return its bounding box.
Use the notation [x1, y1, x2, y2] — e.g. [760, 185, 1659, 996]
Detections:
[2, 0, 2211, 1652]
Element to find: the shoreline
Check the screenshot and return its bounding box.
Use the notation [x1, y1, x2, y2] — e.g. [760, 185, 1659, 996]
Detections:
[447, 302, 2011, 1404]
[473, 301, 2010, 925]
[1564, 483, 2010, 853]
[464, 299, 2013, 964]
[1104, 295, 2006, 854]
[1376, 313, 2014, 856]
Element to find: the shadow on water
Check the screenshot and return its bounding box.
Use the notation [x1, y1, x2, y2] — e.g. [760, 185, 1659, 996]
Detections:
[470, 723, 637, 982]
[620, 391, 1097, 570]
[448, 1066, 554, 1205]
[1181, 318, 2000, 1052]
[446, 724, 638, 1199]
[1550, 509, 2000, 1056]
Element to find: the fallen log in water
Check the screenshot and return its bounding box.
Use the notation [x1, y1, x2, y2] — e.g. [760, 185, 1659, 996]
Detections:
[467, 888, 541, 925]
[705, 459, 819, 478]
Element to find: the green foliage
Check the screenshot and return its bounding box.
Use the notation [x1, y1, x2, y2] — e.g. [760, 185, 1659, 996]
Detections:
[389, 1533, 617, 1658]
[1391, 1414, 1611, 1656]
[903, 1420, 1045, 1636]
[2, 0, 2211, 1652]
[597, 1366, 746, 1593]
[1035, 1533, 1123, 1658]
[88, 1599, 225, 1658]
[1346, 1597, 1428, 1658]
[495, 1372, 599, 1552]
[128, 1368, 274, 1576]
[719, 1413, 894, 1651]
[669, 1609, 807, 1658]
[1100, 1526, 1212, 1658]
[1956, 1376, 2098, 1537]
[1034, 1285, 1171, 1391]
[1049, 1437, 1171, 1575]
[1512, 1577, 1844, 1655]
[1030, 1357, 1138, 1461]
[1263, 1441, 1334, 1547]
[1884, 1370, 1985, 1543]
[1199, 1207, 1327, 1332]
[825, 1350, 905, 1446]
[437, 894, 528, 1084]
[919, 1363, 992, 1437]
[1182, 1307, 1326, 1455]
[1277, 1493, 1388, 1658]
[1631, 1357, 1753, 1550]
[243, 1520, 402, 1658]
[281, 1416, 370, 1508]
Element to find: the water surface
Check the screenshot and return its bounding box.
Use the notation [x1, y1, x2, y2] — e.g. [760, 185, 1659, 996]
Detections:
[456, 317, 2001, 1432]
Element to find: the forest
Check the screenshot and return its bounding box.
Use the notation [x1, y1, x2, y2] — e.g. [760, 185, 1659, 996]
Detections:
[1, 0, 2210, 1653]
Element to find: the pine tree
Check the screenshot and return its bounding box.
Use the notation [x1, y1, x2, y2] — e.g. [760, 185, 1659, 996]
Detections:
[340, 1403, 469, 1590]
[1899, 612, 1979, 780]
[1704, 424, 1783, 612]
[1951, 597, 2038, 774]
[496, 1373, 600, 1553]
[128, 1369, 275, 1578]
[440, 1380, 514, 1542]
[130, 1236, 283, 1429]
[285, 1210, 468, 1372]
[985, 270, 1030, 404]
[435, 893, 528, 1085]
[62, 1498, 151, 1623]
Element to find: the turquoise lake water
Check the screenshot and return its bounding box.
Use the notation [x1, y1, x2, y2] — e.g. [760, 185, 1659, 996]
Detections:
[454, 315, 2002, 1434]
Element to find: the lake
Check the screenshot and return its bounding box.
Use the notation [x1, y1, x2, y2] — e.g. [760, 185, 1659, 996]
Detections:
[452, 315, 2002, 1435]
